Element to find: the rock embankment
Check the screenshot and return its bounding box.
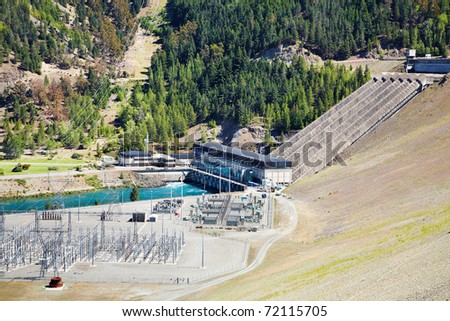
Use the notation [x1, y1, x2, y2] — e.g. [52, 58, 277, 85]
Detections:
[0, 170, 133, 198]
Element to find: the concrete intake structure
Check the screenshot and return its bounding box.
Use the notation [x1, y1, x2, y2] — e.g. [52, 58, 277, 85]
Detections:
[271, 73, 444, 182]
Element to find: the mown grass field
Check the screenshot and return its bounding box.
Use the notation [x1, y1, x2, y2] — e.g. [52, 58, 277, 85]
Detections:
[0, 157, 87, 176]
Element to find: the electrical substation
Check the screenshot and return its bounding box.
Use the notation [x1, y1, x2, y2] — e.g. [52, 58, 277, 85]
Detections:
[0, 208, 185, 278]
[0, 189, 271, 285]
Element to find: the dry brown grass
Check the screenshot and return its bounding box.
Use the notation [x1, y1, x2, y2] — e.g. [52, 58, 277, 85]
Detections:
[0, 281, 166, 301]
[118, 0, 167, 78]
[333, 58, 405, 75]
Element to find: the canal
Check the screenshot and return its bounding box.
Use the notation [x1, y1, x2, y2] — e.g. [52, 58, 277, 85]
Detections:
[0, 182, 211, 212]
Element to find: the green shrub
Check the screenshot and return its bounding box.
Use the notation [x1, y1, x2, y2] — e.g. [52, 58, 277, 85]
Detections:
[22, 164, 31, 170]
[15, 179, 26, 187]
[85, 175, 102, 189]
[207, 120, 216, 128]
[0, 168, 4, 175]
[75, 165, 83, 172]
[45, 201, 52, 210]
[116, 90, 125, 102]
[130, 186, 139, 202]
[103, 140, 120, 153]
[48, 166, 59, 171]
[12, 163, 23, 172]
[71, 153, 82, 160]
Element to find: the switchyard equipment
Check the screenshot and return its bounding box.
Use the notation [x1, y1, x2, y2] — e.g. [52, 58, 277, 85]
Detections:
[191, 194, 266, 228]
[0, 210, 185, 279]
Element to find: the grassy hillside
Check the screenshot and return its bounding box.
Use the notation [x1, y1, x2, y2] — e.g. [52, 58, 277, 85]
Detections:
[187, 79, 450, 300]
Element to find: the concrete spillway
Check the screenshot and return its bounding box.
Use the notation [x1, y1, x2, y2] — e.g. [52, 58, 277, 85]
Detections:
[271, 73, 443, 182]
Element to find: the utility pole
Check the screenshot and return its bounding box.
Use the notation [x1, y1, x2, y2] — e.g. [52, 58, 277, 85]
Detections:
[162, 198, 165, 234]
[68, 210, 72, 244]
[150, 189, 153, 216]
[228, 167, 231, 193]
[122, 132, 125, 167]
[219, 169, 222, 194]
[201, 232, 205, 269]
[181, 174, 184, 220]
[144, 134, 149, 166]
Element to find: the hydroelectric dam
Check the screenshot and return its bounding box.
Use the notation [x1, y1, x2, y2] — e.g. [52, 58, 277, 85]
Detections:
[271, 72, 445, 182]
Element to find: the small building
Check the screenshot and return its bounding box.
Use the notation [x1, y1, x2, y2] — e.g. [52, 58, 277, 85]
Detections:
[118, 151, 151, 166]
[101, 155, 115, 166]
[152, 153, 176, 168]
[406, 50, 450, 73]
[118, 151, 176, 167]
[171, 152, 193, 166]
[406, 49, 416, 58]
[132, 212, 146, 222]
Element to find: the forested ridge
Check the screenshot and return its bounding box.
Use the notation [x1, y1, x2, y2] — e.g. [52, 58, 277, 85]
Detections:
[0, 0, 147, 73]
[166, 0, 449, 59]
[118, 0, 447, 149]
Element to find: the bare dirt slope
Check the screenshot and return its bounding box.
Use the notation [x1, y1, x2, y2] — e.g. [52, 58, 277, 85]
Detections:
[117, 0, 166, 78]
[187, 79, 450, 300]
[333, 57, 405, 75]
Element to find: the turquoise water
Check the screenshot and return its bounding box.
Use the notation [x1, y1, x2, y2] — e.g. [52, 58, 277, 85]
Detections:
[0, 183, 211, 213]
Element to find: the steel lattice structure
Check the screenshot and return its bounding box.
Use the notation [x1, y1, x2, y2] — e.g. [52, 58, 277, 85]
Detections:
[0, 210, 185, 278]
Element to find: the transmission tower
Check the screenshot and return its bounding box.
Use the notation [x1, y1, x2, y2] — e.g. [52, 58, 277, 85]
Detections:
[34, 209, 71, 278]
[36, 211, 59, 277]
[103, 173, 123, 221]
[47, 172, 73, 211]
[39, 172, 70, 277]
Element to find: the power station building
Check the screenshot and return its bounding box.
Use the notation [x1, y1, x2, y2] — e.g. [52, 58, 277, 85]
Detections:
[192, 142, 292, 187]
[406, 49, 450, 73]
[118, 151, 176, 167]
